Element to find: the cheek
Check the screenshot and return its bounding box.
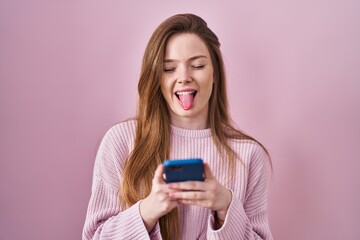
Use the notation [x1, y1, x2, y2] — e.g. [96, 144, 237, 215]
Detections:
[160, 77, 167, 91]
[160, 82, 167, 102]
[206, 84, 214, 100]
[160, 78, 173, 100]
[201, 74, 214, 97]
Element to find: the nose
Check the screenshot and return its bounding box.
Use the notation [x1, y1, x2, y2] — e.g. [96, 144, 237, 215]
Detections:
[177, 66, 192, 84]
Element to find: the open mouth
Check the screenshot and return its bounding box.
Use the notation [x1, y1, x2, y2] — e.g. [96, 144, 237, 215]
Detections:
[175, 90, 197, 99]
[174, 90, 197, 110]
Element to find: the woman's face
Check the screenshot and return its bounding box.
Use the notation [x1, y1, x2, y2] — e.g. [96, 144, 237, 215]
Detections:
[161, 33, 214, 129]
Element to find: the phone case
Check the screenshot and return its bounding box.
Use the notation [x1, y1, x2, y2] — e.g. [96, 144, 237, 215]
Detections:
[163, 158, 204, 183]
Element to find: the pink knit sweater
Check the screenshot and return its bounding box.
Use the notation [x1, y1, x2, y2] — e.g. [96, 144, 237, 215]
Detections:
[82, 120, 272, 239]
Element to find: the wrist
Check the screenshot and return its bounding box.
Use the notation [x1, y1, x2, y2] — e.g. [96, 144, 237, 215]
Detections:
[217, 188, 232, 220]
[140, 199, 158, 232]
[216, 210, 226, 222]
[214, 211, 225, 229]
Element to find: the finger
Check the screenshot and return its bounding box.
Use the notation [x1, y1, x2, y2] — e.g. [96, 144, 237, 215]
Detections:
[168, 190, 181, 200]
[177, 199, 209, 207]
[204, 163, 214, 180]
[178, 199, 200, 205]
[178, 199, 194, 205]
[168, 181, 206, 191]
[169, 190, 208, 200]
[153, 164, 165, 184]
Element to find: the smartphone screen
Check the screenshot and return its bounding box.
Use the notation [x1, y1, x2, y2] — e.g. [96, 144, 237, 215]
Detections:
[163, 158, 204, 183]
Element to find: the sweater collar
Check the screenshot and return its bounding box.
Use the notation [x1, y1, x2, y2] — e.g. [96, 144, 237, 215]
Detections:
[170, 125, 212, 138]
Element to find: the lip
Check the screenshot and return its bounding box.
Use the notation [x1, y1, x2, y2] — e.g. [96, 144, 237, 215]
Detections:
[174, 88, 198, 106]
[174, 88, 197, 94]
[174, 88, 198, 99]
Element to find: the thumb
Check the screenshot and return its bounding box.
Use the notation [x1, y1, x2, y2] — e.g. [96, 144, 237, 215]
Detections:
[153, 164, 165, 183]
[204, 163, 215, 180]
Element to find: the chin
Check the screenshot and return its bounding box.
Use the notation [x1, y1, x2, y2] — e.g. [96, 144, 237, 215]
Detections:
[175, 110, 195, 117]
[170, 107, 192, 116]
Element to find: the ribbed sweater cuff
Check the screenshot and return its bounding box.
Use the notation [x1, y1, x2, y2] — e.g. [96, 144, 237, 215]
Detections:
[149, 221, 161, 239]
[206, 191, 247, 239]
[100, 201, 155, 239]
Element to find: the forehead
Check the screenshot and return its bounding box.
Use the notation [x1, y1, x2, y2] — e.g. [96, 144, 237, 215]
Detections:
[164, 33, 210, 60]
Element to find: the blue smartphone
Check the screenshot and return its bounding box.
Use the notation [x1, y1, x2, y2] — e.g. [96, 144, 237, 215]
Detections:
[163, 158, 204, 183]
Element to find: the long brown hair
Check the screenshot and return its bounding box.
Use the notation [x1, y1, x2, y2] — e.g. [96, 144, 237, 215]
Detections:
[120, 13, 270, 240]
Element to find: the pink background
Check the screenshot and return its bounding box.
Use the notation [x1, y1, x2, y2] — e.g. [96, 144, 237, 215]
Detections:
[1, 1, 359, 239]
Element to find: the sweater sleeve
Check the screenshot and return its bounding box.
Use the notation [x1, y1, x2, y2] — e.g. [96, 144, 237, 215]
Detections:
[82, 125, 162, 240]
[206, 144, 273, 240]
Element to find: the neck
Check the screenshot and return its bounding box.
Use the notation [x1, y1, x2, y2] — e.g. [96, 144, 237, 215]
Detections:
[169, 111, 209, 130]
[170, 118, 208, 130]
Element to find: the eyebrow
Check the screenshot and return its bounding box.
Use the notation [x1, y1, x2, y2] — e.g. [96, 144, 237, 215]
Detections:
[164, 55, 208, 63]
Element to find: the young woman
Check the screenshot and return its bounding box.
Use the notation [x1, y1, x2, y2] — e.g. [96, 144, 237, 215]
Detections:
[83, 13, 273, 240]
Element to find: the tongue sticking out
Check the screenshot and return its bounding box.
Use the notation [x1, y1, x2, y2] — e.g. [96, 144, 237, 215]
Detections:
[178, 94, 194, 110]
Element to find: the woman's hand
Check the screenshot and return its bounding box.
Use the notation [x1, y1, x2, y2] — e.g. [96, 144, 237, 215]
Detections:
[167, 163, 232, 224]
[139, 164, 179, 232]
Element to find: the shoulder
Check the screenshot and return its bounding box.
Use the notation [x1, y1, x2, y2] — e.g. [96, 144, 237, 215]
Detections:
[104, 119, 137, 140]
[229, 138, 270, 167]
[99, 119, 137, 149]
[229, 138, 265, 154]
[97, 119, 137, 164]
[94, 119, 137, 187]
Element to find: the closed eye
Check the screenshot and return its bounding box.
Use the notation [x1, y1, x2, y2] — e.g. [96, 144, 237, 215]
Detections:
[192, 65, 205, 69]
[164, 68, 175, 72]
